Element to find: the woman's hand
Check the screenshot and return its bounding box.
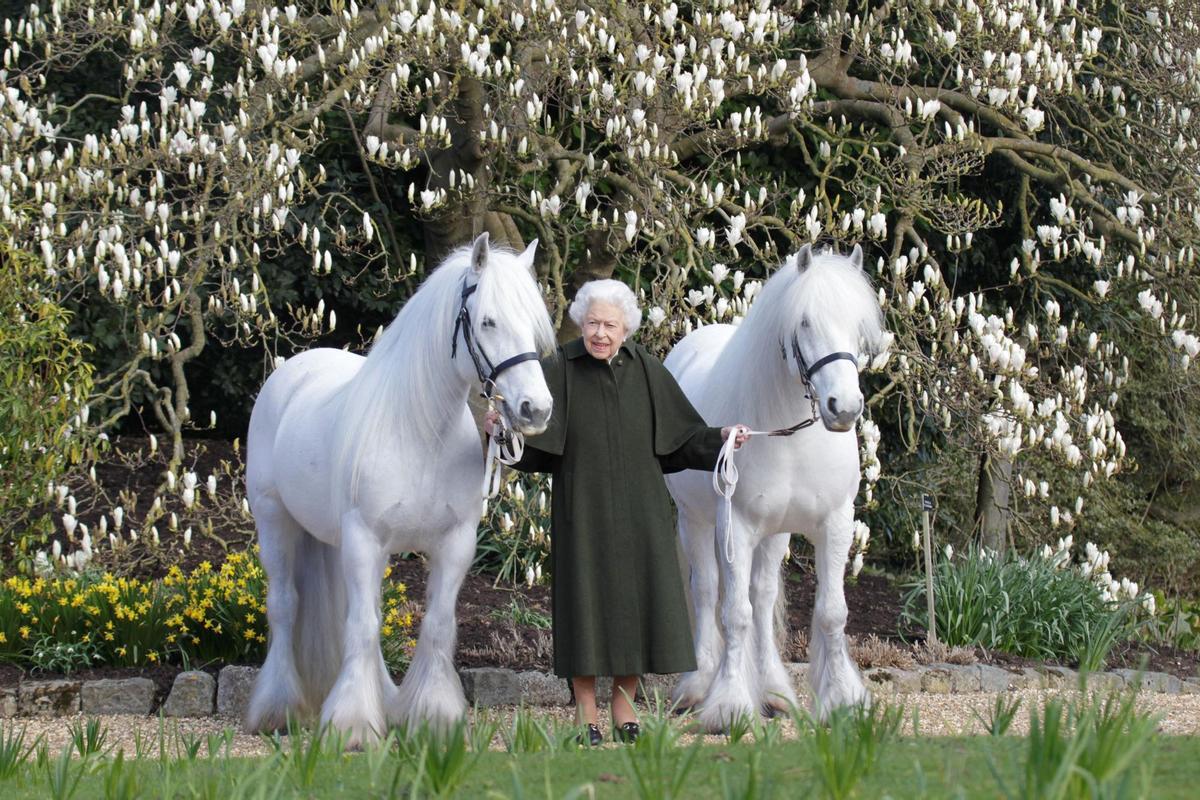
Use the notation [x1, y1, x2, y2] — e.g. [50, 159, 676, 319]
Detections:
[484, 409, 500, 436]
[721, 424, 751, 450]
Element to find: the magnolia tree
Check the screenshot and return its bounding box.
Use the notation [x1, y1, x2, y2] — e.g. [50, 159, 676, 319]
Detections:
[2, 0, 1199, 578]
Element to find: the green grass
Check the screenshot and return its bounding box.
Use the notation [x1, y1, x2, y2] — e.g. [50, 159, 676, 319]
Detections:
[0, 738, 1190, 800]
[0, 734, 1195, 798]
[0, 690, 1195, 799]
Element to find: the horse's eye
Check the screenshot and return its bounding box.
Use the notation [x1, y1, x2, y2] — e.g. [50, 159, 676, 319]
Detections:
[800, 319, 810, 329]
[481, 318, 497, 329]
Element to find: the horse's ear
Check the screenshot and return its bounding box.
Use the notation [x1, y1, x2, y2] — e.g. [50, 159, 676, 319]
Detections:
[849, 243, 864, 271]
[519, 238, 539, 277]
[470, 232, 490, 274]
[794, 243, 813, 273]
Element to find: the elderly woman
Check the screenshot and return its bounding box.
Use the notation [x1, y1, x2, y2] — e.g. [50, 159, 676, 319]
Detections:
[489, 279, 747, 745]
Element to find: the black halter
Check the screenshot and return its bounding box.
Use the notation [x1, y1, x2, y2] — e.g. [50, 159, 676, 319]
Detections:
[787, 333, 858, 382]
[451, 281, 540, 398]
[768, 334, 858, 436]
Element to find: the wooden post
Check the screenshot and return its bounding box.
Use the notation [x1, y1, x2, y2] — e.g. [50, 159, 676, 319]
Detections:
[922, 493, 938, 646]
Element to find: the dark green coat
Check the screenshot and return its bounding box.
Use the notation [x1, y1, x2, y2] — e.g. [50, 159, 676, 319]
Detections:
[513, 337, 725, 678]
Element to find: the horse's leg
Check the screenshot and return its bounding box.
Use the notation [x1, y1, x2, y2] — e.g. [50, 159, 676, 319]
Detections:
[751, 532, 798, 715]
[320, 511, 388, 748]
[389, 520, 473, 730]
[809, 503, 870, 719]
[671, 509, 722, 711]
[244, 496, 307, 733]
[697, 509, 759, 733]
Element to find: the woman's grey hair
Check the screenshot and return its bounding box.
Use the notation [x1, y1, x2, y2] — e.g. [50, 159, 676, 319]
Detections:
[568, 279, 642, 335]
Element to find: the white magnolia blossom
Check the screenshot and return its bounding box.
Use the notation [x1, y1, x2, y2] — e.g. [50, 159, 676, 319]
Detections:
[2, 0, 1197, 584]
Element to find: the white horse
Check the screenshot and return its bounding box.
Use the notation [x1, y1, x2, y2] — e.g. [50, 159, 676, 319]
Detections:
[244, 233, 555, 747]
[664, 244, 885, 732]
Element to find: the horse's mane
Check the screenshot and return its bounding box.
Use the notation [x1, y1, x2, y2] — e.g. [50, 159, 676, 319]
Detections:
[331, 246, 555, 510]
[705, 248, 884, 427]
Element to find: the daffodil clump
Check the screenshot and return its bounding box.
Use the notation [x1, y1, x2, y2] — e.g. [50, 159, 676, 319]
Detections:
[0, 549, 413, 672]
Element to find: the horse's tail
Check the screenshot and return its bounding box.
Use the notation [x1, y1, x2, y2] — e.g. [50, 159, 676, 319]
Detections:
[292, 533, 346, 707]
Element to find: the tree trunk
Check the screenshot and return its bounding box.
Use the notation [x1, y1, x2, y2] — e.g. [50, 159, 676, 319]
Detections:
[420, 77, 527, 263]
[975, 453, 1013, 553]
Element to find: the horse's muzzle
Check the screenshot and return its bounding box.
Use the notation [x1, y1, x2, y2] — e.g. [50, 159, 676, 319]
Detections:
[512, 398, 552, 434]
[822, 394, 863, 432]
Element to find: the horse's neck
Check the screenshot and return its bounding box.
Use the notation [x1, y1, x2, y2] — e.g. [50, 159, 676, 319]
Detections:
[709, 331, 813, 431]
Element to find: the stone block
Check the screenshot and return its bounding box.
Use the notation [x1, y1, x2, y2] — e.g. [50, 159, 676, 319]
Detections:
[217, 666, 259, 717]
[920, 667, 953, 694]
[1145, 671, 1182, 694]
[515, 671, 570, 706]
[935, 664, 981, 693]
[1018, 667, 1046, 689]
[1083, 672, 1125, 693]
[863, 667, 922, 695]
[1180, 678, 1200, 695]
[162, 671, 215, 717]
[81, 678, 155, 716]
[1040, 666, 1078, 690]
[640, 674, 678, 705]
[1, 686, 17, 717]
[460, 667, 520, 707]
[1113, 669, 1181, 694]
[18, 680, 81, 716]
[978, 665, 1023, 693]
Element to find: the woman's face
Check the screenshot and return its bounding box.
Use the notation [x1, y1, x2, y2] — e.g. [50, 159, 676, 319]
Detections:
[582, 301, 628, 360]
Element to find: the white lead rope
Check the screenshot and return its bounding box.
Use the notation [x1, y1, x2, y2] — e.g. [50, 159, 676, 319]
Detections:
[712, 425, 764, 564]
[482, 411, 525, 515]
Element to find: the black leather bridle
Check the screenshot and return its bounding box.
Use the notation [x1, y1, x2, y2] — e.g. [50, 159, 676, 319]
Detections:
[786, 333, 858, 384]
[770, 334, 858, 435]
[451, 280, 540, 400]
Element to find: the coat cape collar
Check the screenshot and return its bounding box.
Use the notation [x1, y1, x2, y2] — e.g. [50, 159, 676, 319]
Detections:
[564, 337, 635, 360]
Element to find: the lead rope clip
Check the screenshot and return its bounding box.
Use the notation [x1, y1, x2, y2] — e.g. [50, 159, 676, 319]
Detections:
[482, 396, 525, 516]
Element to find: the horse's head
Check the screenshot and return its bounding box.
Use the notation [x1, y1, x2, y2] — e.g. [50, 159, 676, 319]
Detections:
[457, 233, 555, 434]
[783, 244, 883, 432]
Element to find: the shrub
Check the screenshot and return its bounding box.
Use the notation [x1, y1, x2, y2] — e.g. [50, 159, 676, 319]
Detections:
[0, 233, 94, 563]
[0, 549, 413, 670]
[901, 541, 1149, 668]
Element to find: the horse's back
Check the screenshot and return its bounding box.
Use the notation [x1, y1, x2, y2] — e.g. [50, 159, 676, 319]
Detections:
[247, 349, 364, 509]
[664, 324, 737, 409]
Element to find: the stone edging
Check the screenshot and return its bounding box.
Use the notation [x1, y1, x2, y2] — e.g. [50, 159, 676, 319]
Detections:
[2, 663, 1197, 719]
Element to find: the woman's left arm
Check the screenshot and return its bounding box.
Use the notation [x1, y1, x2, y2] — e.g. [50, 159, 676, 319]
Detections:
[658, 425, 728, 473]
[638, 346, 744, 472]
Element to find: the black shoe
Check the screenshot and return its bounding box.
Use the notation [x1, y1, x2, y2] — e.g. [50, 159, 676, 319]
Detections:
[614, 722, 639, 744]
[576, 723, 603, 747]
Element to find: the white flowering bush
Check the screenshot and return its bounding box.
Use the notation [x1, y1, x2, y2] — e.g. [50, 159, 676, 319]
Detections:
[1, 1, 1198, 587]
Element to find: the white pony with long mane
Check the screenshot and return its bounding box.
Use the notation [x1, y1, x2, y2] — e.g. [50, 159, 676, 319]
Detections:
[244, 234, 555, 747]
[664, 243, 884, 731]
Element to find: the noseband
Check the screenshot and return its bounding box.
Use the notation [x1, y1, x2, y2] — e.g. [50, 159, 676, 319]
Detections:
[769, 334, 859, 435]
[451, 280, 540, 399]
[783, 333, 858, 384]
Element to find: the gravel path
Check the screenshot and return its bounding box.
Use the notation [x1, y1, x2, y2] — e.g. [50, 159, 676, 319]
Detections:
[8, 690, 1200, 758]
